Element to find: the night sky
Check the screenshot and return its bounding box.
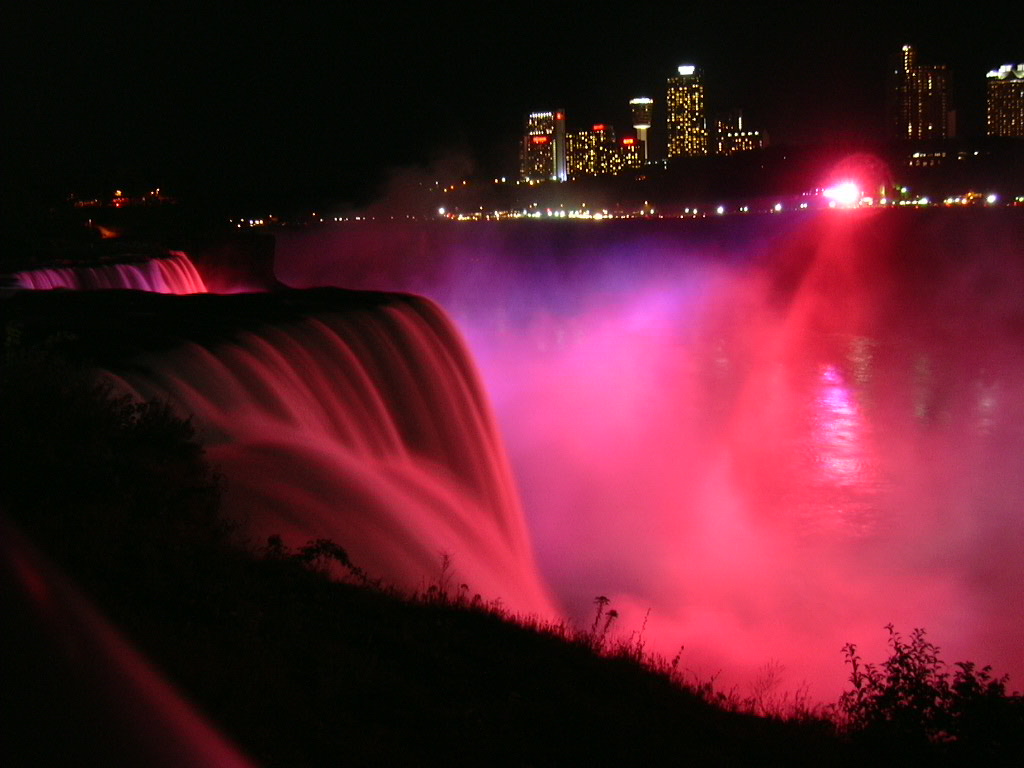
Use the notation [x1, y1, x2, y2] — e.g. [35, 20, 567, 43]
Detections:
[4, 2, 1020, 213]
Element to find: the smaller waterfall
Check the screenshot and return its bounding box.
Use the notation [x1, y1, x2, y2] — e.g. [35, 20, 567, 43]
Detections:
[14, 251, 208, 294]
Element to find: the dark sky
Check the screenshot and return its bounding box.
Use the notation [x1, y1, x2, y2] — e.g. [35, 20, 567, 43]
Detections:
[4, 2, 1020, 212]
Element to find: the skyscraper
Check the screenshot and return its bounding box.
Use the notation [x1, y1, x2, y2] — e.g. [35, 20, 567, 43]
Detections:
[986, 64, 1024, 137]
[666, 65, 708, 158]
[520, 110, 567, 182]
[629, 97, 653, 161]
[891, 45, 953, 140]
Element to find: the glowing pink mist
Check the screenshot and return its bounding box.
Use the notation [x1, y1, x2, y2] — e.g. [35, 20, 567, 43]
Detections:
[274, 212, 1024, 700]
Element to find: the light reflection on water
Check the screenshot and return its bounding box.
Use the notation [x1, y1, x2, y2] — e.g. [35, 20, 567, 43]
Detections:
[799, 361, 881, 537]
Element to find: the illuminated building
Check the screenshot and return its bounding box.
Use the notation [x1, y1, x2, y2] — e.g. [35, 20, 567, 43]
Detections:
[666, 65, 708, 158]
[522, 132, 554, 181]
[714, 110, 765, 155]
[986, 64, 1024, 137]
[520, 110, 567, 181]
[567, 124, 617, 176]
[907, 150, 947, 168]
[566, 125, 641, 177]
[891, 45, 953, 140]
[566, 130, 593, 176]
[629, 97, 653, 161]
[617, 137, 643, 171]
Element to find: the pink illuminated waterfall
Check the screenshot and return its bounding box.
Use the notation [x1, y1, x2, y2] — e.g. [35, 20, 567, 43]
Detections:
[15, 251, 207, 294]
[106, 294, 556, 618]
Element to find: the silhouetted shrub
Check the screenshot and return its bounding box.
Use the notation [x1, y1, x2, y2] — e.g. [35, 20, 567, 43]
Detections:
[839, 624, 1023, 762]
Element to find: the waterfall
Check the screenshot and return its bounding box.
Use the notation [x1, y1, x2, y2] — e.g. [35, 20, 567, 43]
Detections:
[105, 290, 556, 617]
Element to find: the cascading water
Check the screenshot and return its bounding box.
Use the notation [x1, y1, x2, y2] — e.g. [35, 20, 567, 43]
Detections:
[104, 290, 556, 618]
[14, 251, 207, 294]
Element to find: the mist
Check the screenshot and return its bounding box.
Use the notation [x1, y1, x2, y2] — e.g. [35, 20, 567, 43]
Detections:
[275, 210, 1024, 699]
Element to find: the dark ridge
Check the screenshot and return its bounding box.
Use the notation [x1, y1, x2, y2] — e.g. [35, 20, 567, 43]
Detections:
[1, 287, 432, 367]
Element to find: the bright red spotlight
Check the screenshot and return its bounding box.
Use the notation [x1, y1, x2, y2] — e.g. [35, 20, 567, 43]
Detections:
[823, 181, 861, 207]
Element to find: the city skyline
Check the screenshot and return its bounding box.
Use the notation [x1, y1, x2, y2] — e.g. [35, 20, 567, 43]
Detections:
[4, 4, 1021, 214]
[518, 64, 768, 183]
[518, 46, 1018, 184]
